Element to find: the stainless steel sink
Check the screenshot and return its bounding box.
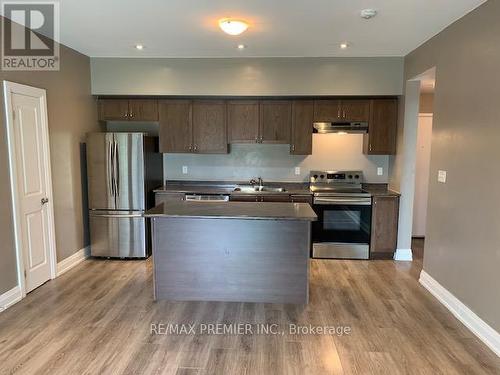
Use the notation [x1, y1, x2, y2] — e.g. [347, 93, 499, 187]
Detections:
[254, 186, 286, 192]
[233, 185, 287, 193]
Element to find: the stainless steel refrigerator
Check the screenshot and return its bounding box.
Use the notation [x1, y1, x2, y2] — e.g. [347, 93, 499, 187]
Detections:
[86, 132, 163, 258]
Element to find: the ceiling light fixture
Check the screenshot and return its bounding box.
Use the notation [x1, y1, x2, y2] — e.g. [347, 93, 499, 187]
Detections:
[219, 18, 249, 35]
[340, 42, 349, 49]
[135, 44, 144, 50]
[360, 9, 378, 19]
[237, 44, 246, 50]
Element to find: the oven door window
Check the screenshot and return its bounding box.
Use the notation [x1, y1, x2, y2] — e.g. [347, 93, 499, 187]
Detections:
[313, 204, 371, 244]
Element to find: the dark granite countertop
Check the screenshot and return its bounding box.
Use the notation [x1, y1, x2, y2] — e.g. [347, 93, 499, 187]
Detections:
[154, 180, 311, 196]
[154, 181, 400, 198]
[362, 184, 401, 197]
[145, 201, 318, 221]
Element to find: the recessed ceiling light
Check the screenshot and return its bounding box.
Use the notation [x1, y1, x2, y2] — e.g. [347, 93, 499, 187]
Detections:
[219, 18, 249, 35]
[135, 44, 144, 50]
[340, 42, 349, 49]
[360, 9, 378, 19]
[237, 44, 246, 50]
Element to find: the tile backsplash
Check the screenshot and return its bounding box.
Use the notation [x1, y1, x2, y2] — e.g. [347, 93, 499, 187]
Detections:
[164, 134, 389, 183]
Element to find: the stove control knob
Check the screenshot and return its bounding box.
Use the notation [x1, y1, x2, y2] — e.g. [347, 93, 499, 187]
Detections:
[348, 175, 353, 179]
[320, 174, 325, 179]
[354, 174, 360, 179]
[313, 174, 318, 180]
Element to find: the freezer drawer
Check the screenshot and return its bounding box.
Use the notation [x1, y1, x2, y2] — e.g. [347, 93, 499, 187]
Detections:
[89, 211, 147, 258]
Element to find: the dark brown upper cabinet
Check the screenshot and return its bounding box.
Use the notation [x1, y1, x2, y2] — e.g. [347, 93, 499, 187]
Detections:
[128, 99, 158, 121]
[159, 100, 228, 154]
[290, 100, 313, 155]
[192, 101, 228, 154]
[370, 195, 400, 258]
[259, 101, 291, 144]
[227, 100, 260, 143]
[313, 99, 370, 122]
[313, 100, 341, 122]
[159, 100, 192, 153]
[98, 99, 129, 121]
[363, 99, 398, 155]
[341, 100, 370, 121]
[98, 99, 158, 121]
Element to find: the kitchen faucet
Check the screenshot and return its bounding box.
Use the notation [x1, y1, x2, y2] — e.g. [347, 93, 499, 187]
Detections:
[249, 177, 264, 187]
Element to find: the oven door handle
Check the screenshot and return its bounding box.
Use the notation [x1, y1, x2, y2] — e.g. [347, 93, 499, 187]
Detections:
[314, 197, 372, 206]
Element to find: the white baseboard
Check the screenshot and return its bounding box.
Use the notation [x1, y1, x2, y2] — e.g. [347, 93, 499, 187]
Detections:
[419, 270, 500, 357]
[394, 248, 413, 261]
[57, 246, 90, 276]
[0, 285, 22, 313]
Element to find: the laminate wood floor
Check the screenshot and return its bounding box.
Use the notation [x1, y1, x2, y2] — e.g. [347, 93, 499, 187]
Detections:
[0, 240, 498, 375]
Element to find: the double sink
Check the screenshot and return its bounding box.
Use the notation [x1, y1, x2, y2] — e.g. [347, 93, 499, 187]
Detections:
[233, 185, 287, 193]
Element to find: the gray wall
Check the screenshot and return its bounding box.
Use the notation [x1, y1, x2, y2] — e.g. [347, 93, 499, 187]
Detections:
[164, 135, 388, 183]
[91, 57, 403, 96]
[0, 18, 98, 294]
[400, 0, 500, 331]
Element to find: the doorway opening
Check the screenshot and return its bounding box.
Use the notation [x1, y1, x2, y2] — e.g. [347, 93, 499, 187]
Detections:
[412, 77, 435, 259]
[394, 68, 435, 262]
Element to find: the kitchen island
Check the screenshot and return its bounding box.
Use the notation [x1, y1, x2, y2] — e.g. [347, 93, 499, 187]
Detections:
[145, 201, 317, 304]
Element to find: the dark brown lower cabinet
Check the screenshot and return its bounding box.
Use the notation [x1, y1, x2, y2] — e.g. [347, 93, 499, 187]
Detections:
[230, 195, 292, 203]
[230, 194, 313, 203]
[155, 193, 185, 206]
[230, 195, 260, 202]
[291, 195, 313, 204]
[370, 195, 400, 259]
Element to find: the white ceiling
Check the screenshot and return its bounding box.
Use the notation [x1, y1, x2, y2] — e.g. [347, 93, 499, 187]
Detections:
[55, 0, 486, 58]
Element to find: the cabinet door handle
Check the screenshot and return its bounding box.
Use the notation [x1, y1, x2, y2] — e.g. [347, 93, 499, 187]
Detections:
[260, 136, 263, 143]
[255, 136, 259, 143]
[342, 110, 346, 119]
[369, 144, 372, 152]
[129, 111, 134, 118]
[124, 111, 128, 118]
[291, 144, 295, 151]
[188, 145, 192, 152]
[193, 145, 198, 152]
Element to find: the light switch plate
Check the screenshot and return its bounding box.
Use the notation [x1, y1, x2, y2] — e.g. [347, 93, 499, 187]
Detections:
[295, 167, 301, 175]
[438, 170, 447, 183]
[377, 167, 383, 176]
[182, 166, 188, 174]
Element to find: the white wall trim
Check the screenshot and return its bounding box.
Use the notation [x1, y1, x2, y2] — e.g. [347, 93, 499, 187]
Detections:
[0, 286, 22, 313]
[57, 247, 90, 276]
[419, 270, 500, 357]
[394, 248, 413, 261]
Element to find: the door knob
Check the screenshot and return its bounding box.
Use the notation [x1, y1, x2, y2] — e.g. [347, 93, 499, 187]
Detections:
[41, 197, 49, 205]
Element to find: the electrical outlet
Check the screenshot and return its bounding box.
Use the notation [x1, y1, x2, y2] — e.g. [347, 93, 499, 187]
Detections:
[438, 170, 447, 183]
[295, 167, 301, 175]
[182, 166, 188, 174]
[377, 167, 383, 176]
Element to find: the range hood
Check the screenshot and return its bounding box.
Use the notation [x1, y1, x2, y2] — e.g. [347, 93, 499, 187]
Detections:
[313, 121, 368, 134]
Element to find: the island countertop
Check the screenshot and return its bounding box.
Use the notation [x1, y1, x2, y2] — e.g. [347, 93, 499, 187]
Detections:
[145, 201, 317, 221]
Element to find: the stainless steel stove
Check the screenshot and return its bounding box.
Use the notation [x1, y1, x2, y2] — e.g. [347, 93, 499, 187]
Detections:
[309, 171, 372, 260]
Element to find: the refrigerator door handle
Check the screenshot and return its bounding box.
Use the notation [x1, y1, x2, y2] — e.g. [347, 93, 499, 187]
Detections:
[111, 139, 116, 197]
[107, 140, 114, 197]
[114, 140, 120, 197]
